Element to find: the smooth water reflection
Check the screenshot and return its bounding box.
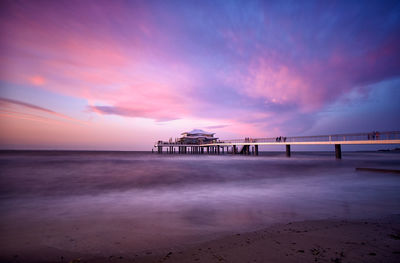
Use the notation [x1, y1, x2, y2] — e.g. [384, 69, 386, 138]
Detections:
[0, 151, 399, 255]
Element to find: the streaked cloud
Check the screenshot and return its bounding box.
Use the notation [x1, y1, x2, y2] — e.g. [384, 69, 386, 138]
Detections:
[204, 125, 230, 129]
[0, 97, 86, 125]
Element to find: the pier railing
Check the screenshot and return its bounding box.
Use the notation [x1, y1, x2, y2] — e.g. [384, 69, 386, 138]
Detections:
[156, 131, 400, 146]
[215, 131, 400, 144]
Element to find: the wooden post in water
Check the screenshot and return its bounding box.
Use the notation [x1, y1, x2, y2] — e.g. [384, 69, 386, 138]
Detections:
[255, 145, 259, 156]
[335, 144, 342, 159]
[286, 145, 291, 157]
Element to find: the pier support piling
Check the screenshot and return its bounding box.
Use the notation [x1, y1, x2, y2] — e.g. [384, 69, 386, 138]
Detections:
[255, 145, 259, 156]
[286, 145, 291, 157]
[335, 144, 342, 159]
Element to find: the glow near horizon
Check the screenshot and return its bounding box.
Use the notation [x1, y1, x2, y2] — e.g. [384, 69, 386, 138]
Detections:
[0, 0, 399, 150]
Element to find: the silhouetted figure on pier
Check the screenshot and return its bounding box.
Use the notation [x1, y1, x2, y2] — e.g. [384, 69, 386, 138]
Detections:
[370, 131, 380, 140]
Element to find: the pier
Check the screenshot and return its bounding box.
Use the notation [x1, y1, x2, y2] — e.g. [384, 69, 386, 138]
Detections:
[155, 131, 400, 159]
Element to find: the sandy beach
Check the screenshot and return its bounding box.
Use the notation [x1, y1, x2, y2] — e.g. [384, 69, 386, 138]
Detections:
[147, 217, 399, 263]
[1, 216, 399, 263]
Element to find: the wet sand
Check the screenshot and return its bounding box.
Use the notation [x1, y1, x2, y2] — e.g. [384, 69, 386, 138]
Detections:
[3, 216, 399, 263]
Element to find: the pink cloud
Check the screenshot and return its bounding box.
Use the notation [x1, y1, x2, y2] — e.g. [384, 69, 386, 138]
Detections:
[244, 61, 314, 110]
[29, 75, 46, 86]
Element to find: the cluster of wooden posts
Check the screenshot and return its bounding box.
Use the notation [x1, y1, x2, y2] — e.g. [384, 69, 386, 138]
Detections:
[157, 145, 260, 155]
[156, 143, 343, 159]
[157, 144, 261, 156]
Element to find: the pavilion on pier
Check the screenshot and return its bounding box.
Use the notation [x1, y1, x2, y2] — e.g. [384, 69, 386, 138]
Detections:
[178, 129, 218, 144]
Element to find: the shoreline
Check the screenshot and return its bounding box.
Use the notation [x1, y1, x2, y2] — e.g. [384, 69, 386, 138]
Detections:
[3, 216, 399, 263]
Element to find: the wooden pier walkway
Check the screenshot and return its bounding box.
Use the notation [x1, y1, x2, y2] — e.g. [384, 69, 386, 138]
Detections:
[154, 131, 400, 159]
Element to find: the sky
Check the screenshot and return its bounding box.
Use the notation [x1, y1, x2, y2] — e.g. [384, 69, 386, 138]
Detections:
[0, 0, 400, 150]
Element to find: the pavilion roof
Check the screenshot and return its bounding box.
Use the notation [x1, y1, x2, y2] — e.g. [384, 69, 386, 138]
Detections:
[181, 129, 215, 135]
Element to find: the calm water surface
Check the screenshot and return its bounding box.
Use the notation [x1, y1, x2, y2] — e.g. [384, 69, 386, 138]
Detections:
[0, 151, 400, 256]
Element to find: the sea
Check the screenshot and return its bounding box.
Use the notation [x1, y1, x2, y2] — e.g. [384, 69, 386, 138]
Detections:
[0, 151, 400, 256]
